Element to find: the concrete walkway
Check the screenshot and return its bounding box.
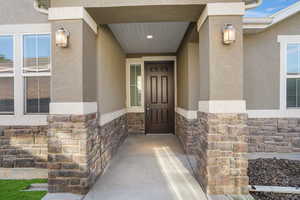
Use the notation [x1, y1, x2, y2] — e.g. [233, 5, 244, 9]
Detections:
[84, 134, 207, 200]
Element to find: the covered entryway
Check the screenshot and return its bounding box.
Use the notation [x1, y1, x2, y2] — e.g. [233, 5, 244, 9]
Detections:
[48, 1, 250, 198]
[84, 134, 207, 200]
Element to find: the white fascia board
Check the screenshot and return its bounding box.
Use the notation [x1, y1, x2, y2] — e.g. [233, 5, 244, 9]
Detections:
[48, 7, 98, 34]
[199, 100, 246, 114]
[50, 102, 98, 115]
[244, 1, 300, 32]
[198, 2, 245, 31]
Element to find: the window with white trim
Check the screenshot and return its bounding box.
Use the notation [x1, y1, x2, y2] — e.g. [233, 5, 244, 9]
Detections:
[0, 32, 51, 116]
[130, 64, 142, 107]
[286, 43, 300, 108]
[0, 36, 14, 114]
[23, 34, 51, 114]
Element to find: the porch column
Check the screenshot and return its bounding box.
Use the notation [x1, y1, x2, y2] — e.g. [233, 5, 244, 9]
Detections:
[196, 3, 249, 196]
[47, 7, 99, 194]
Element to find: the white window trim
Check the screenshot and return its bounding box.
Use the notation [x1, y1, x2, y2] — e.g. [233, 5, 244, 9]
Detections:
[276, 35, 300, 116]
[0, 24, 51, 126]
[126, 56, 177, 113]
[126, 59, 145, 113]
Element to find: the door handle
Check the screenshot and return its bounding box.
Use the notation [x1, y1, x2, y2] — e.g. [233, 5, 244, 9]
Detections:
[146, 104, 150, 111]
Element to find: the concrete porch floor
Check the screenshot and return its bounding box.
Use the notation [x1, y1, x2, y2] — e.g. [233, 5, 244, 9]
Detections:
[84, 134, 207, 200]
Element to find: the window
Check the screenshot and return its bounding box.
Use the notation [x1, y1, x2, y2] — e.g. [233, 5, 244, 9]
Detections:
[23, 34, 51, 114]
[130, 64, 142, 107]
[0, 36, 14, 114]
[286, 44, 300, 108]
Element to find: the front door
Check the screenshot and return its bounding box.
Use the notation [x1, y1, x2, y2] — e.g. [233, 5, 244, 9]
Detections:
[145, 61, 175, 134]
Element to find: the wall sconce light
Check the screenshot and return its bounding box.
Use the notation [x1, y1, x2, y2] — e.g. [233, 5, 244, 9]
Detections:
[55, 27, 70, 48]
[223, 24, 236, 45]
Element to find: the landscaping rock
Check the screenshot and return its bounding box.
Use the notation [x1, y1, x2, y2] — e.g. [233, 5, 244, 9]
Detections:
[248, 158, 300, 187]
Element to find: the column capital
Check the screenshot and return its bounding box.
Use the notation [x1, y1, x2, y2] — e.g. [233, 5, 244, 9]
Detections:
[197, 2, 245, 31]
[48, 7, 98, 34]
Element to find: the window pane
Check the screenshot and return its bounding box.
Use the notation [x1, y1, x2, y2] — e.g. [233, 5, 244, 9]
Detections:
[25, 77, 50, 114]
[0, 78, 14, 113]
[0, 36, 14, 73]
[37, 34, 50, 72]
[287, 44, 300, 74]
[287, 78, 297, 108]
[129, 64, 142, 107]
[24, 34, 50, 73]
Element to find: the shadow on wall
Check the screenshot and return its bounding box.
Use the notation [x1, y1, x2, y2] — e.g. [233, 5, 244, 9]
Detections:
[0, 126, 48, 168]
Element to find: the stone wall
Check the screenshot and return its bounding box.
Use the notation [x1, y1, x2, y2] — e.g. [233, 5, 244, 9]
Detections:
[248, 118, 300, 153]
[0, 126, 48, 168]
[127, 113, 145, 134]
[195, 112, 249, 195]
[48, 113, 127, 194]
[175, 113, 198, 154]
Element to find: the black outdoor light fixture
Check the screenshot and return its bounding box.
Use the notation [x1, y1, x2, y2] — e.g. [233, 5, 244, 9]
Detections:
[55, 27, 70, 48]
[223, 24, 236, 45]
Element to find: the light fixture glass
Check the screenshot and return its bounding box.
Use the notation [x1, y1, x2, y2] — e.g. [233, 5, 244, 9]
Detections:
[147, 35, 153, 39]
[55, 27, 70, 48]
[223, 24, 236, 45]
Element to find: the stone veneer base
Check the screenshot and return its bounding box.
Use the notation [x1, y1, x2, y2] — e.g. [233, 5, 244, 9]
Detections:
[248, 118, 300, 153]
[0, 126, 48, 168]
[127, 113, 145, 134]
[48, 113, 127, 194]
[196, 112, 249, 195]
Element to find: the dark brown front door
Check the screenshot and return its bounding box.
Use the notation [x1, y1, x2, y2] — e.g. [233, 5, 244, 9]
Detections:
[145, 61, 175, 134]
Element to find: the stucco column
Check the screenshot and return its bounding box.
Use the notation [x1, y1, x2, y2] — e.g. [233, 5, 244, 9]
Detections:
[196, 3, 249, 196]
[47, 7, 100, 194]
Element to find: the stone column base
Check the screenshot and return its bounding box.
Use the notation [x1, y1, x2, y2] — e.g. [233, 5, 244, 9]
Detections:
[196, 112, 249, 195]
[48, 113, 98, 194]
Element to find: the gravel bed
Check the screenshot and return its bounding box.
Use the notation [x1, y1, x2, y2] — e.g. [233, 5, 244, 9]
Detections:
[250, 192, 300, 200]
[248, 158, 300, 187]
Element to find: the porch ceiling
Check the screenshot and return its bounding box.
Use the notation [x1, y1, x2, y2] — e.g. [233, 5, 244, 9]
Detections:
[109, 22, 190, 54]
[86, 5, 204, 24]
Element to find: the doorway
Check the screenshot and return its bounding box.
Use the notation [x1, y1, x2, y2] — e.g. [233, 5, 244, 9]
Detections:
[145, 61, 175, 134]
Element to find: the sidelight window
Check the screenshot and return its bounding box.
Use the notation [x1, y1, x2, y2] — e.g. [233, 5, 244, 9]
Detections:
[130, 64, 142, 107]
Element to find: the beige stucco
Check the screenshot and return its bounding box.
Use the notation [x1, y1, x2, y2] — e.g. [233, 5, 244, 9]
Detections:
[199, 16, 244, 100]
[51, 20, 97, 102]
[0, 0, 48, 25]
[177, 24, 200, 110]
[96, 25, 126, 114]
[244, 12, 300, 110]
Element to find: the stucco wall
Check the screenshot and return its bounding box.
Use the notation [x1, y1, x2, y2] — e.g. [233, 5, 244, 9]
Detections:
[96, 25, 126, 114]
[83, 21, 97, 102]
[0, 0, 48, 25]
[177, 24, 200, 110]
[244, 12, 300, 110]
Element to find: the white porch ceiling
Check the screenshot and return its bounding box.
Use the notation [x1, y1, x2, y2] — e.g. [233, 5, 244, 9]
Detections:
[108, 22, 189, 54]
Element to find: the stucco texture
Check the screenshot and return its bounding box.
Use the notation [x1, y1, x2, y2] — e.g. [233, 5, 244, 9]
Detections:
[199, 16, 244, 101]
[244, 12, 300, 110]
[0, 0, 48, 25]
[51, 20, 97, 102]
[96, 25, 126, 114]
[177, 24, 200, 110]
